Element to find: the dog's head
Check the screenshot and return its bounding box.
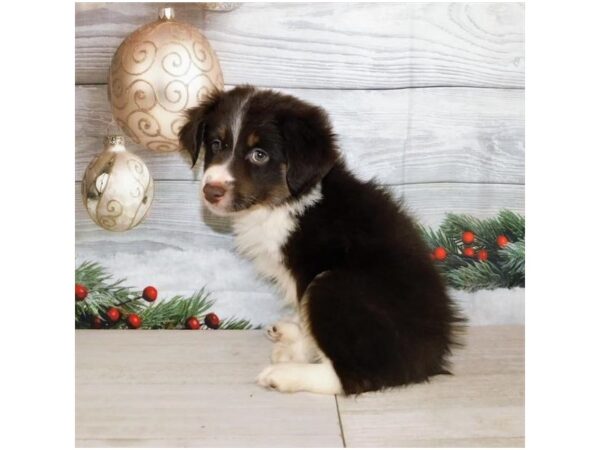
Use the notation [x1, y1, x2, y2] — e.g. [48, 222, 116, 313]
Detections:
[179, 86, 339, 216]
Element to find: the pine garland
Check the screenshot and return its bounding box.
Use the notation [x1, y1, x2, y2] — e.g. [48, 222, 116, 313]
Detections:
[420, 210, 525, 292]
[75, 261, 253, 330]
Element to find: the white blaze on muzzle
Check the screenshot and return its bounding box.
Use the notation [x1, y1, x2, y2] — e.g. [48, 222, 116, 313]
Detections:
[202, 163, 235, 186]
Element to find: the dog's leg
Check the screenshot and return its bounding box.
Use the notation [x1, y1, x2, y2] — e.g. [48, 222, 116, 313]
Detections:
[256, 360, 343, 394]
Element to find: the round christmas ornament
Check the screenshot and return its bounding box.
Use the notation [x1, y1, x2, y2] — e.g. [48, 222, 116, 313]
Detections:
[463, 247, 475, 258]
[108, 7, 224, 152]
[126, 313, 143, 329]
[496, 234, 510, 248]
[204, 313, 220, 329]
[75, 284, 88, 301]
[185, 316, 201, 330]
[81, 135, 154, 232]
[433, 247, 448, 261]
[106, 307, 122, 323]
[90, 316, 104, 329]
[462, 231, 475, 245]
[477, 249, 489, 261]
[142, 286, 158, 302]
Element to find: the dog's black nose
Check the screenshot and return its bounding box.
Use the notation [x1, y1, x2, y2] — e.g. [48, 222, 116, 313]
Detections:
[203, 183, 227, 204]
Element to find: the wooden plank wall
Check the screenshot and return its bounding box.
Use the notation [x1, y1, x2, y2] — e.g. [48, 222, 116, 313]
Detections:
[75, 2, 525, 327]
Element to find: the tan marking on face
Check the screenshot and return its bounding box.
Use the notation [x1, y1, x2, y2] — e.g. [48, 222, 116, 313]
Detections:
[217, 125, 226, 141]
[268, 163, 292, 204]
[247, 132, 260, 148]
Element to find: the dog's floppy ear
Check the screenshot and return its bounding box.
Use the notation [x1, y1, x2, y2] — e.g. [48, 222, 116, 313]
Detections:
[178, 92, 222, 167]
[278, 105, 339, 197]
[179, 119, 205, 167]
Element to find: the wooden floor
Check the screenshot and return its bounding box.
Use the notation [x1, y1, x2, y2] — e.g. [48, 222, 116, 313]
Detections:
[76, 326, 524, 448]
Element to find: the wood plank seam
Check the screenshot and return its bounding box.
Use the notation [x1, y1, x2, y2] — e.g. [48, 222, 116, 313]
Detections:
[74, 81, 526, 91]
[334, 395, 348, 448]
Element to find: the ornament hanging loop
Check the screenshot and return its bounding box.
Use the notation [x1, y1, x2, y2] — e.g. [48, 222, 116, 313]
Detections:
[159, 7, 174, 20]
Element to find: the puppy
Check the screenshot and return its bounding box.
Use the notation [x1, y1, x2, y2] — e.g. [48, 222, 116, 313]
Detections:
[179, 86, 464, 395]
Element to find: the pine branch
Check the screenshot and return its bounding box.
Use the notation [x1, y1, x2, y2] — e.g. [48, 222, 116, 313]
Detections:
[497, 210, 526, 241]
[445, 261, 505, 292]
[75, 261, 145, 328]
[498, 241, 525, 287]
[140, 291, 214, 329]
[440, 213, 504, 254]
[419, 210, 525, 291]
[75, 262, 255, 329]
[75, 292, 144, 328]
[219, 317, 256, 330]
[418, 225, 464, 263]
[76, 261, 130, 297]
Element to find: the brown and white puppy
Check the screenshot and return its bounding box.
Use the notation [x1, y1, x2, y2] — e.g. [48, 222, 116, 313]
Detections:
[179, 86, 464, 395]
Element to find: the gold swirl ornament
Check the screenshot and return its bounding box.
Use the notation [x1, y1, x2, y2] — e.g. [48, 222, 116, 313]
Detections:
[82, 136, 154, 231]
[108, 7, 224, 152]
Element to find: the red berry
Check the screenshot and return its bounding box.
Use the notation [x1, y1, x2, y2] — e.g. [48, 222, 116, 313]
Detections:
[462, 231, 475, 245]
[106, 307, 121, 323]
[90, 316, 104, 329]
[463, 247, 475, 258]
[496, 235, 509, 248]
[75, 284, 88, 301]
[204, 313, 220, 329]
[142, 286, 158, 302]
[185, 316, 201, 330]
[433, 247, 447, 261]
[126, 314, 142, 329]
[477, 249, 489, 261]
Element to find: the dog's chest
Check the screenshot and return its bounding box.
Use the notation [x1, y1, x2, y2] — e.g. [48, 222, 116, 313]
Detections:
[233, 207, 298, 305]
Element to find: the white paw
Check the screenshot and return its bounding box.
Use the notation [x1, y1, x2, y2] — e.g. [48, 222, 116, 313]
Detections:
[265, 324, 282, 342]
[266, 320, 301, 343]
[256, 364, 300, 393]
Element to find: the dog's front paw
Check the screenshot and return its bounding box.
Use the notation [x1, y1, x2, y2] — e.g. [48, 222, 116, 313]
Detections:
[266, 320, 301, 343]
[266, 324, 283, 342]
[256, 364, 301, 393]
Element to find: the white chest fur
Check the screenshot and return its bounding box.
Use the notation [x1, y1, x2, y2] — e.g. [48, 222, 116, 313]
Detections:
[231, 186, 322, 306]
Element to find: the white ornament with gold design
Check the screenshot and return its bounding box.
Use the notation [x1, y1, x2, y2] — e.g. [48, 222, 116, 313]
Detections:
[82, 136, 154, 231]
[108, 7, 224, 152]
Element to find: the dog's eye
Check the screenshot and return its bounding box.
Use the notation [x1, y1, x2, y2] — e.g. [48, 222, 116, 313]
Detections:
[210, 139, 222, 153]
[249, 148, 269, 165]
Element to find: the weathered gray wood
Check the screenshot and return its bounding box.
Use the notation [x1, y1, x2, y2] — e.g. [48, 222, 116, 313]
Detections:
[337, 325, 524, 447]
[76, 330, 344, 447]
[75, 2, 524, 88]
[76, 85, 524, 184]
[75, 326, 524, 447]
[76, 180, 524, 251]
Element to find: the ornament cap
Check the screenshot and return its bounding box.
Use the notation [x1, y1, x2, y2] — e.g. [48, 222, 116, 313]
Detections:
[159, 7, 175, 21]
[103, 135, 126, 150]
